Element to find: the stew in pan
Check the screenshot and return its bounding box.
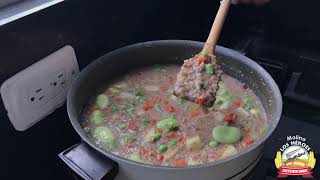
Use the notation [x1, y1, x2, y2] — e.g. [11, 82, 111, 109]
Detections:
[81, 64, 268, 167]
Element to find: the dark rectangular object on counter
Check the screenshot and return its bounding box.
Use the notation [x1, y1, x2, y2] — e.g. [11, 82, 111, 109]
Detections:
[59, 142, 118, 180]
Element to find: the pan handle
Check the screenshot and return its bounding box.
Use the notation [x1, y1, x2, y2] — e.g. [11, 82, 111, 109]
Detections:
[59, 142, 118, 180]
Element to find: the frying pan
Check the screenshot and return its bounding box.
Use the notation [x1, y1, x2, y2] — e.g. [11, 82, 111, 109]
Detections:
[67, 40, 282, 180]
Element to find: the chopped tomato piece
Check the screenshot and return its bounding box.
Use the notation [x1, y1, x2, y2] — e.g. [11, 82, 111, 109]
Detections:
[127, 121, 137, 130]
[245, 136, 254, 146]
[223, 113, 238, 123]
[233, 100, 242, 108]
[195, 55, 207, 64]
[143, 100, 154, 111]
[176, 136, 184, 142]
[191, 111, 200, 117]
[175, 160, 188, 167]
[150, 119, 157, 125]
[167, 132, 177, 138]
[156, 128, 163, 133]
[157, 154, 164, 161]
[150, 152, 164, 161]
[195, 96, 207, 105]
[166, 105, 175, 113]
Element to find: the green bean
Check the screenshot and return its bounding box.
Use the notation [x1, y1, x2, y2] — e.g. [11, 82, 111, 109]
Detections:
[143, 118, 150, 125]
[157, 144, 168, 153]
[96, 94, 109, 109]
[89, 110, 103, 125]
[168, 140, 177, 148]
[120, 135, 129, 144]
[153, 133, 162, 142]
[202, 51, 209, 58]
[205, 64, 215, 75]
[212, 125, 242, 144]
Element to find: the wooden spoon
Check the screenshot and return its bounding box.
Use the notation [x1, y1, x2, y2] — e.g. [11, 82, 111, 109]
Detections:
[173, 0, 231, 107]
[202, 0, 231, 55]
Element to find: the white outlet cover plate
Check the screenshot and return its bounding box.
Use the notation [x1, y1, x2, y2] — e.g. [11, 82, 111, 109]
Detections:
[1, 45, 79, 131]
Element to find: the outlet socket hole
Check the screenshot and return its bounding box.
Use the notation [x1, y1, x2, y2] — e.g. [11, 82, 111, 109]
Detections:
[58, 74, 63, 78]
[61, 81, 65, 85]
[36, 88, 42, 93]
[31, 97, 35, 102]
[39, 96, 45, 100]
[53, 82, 57, 86]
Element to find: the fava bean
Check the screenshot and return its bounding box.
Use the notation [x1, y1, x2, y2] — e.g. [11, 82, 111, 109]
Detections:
[157, 117, 178, 131]
[89, 110, 103, 125]
[93, 126, 116, 149]
[96, 94, 109, 109]
[212, 126, 242, 144]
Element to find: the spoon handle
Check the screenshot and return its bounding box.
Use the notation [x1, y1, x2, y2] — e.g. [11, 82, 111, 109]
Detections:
[203, 0, 231, 54]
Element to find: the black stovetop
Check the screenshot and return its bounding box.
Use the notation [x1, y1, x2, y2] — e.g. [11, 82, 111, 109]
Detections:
[58, 28, 320, 180]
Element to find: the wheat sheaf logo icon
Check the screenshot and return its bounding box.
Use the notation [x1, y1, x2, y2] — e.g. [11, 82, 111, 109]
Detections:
[274, 135, 316, 178]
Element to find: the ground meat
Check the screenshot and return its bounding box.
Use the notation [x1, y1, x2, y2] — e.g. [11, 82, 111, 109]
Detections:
[173, 55, 222, 106]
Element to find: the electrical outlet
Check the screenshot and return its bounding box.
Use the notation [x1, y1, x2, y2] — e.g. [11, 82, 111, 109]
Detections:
[1, 45, 79, 131]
